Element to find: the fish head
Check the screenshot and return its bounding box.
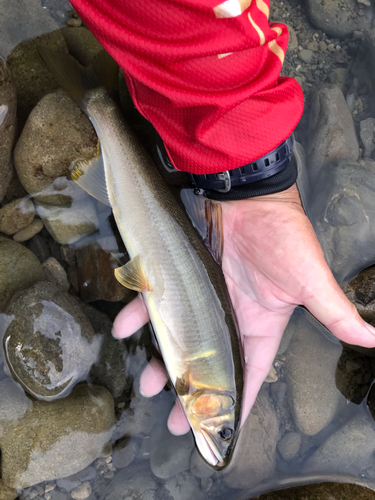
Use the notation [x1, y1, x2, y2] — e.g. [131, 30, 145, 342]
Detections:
[187, 391, 239, 468]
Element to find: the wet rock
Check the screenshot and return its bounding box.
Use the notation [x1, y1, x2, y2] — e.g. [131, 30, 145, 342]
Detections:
[149, 418, 194, 479]
[303, 414, 375, 477]
[0, 238, 44, 311]
[112, 438, 140, 469]
[6, 32, 68, 125]
[306, 0, 371, 38]
[299, 49, 314, 64]
[36, 198, 99, 245]
[307, 85, 359, 184]
[85, 305, 129, 398]
[190, 449, 214, 479]
[70, 482, 91, 500]
[348, 266, 375, 306]
[76, 243, 136, 303]
[42, 257, 70, 291]
[309, 159, 375, 282]
[3, 281, 101, 401]
[0, 382, 115, 490]
[13, 218, 44, 242]
[0, 60, 16, 203]
[14, 90, 97, 204]
[270, 381, 287, 403]
[284, 311, 345, 435]
[360, 117, 375, 158]
[224, 388, 278, 490]
[164, 472, 204, 500]
[277, 432, 301, 461]
[0, 198, 35, 235]
[98, 464, 157, 500]
[56, 477, 81, 493]
[26, 234, 50, 263]
[61, 27, 103, 66]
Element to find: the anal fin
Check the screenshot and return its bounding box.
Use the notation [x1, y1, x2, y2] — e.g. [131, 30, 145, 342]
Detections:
[114, 254, 152, 293]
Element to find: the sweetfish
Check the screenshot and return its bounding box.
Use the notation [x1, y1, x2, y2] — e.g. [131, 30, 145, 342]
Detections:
[38, 47, 244, 468]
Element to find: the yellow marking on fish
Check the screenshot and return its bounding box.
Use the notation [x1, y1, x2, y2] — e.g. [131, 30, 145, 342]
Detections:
[185, 350, 217, 362]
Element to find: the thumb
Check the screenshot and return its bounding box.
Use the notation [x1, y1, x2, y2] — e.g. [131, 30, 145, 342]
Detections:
[302, 261, 375, 348]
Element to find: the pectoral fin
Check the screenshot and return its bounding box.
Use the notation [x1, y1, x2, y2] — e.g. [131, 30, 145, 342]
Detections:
[114, 254, 152, 293]
[70, 145, 111, 206]
[175, 374, 190, 396]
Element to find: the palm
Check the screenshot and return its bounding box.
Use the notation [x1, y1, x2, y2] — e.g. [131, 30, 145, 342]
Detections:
[113, 184, 375, 434]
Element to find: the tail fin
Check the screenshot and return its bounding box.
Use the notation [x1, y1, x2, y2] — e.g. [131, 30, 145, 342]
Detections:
[37, 46, 119, 109]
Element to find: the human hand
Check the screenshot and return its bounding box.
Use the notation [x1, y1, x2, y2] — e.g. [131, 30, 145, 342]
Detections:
[112, 183, 375, 435]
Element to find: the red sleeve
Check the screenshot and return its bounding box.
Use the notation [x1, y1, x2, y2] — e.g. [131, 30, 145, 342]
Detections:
[69, 0, 304, 175]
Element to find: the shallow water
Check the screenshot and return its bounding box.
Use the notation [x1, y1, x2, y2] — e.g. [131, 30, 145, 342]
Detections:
[2, 0, 375, 499]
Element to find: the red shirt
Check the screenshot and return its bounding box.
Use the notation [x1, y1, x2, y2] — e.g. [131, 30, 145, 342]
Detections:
[70, 0, 304, 174]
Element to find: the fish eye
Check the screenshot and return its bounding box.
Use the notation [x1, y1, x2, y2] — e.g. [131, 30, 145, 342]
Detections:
[219, 427, 233, 441]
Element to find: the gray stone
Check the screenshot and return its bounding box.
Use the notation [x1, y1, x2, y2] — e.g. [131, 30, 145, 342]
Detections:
[70, 482, 91, 500]
[61, 27, 103, 66]
[13, 218, 44, 242]
[14, 90, 97, 204]
[190, 448, 214, 479]
[49, 492, 69, 500]
[36, 198, 99, 245]
[150, 418, 194, 479]
[98, 465, 157, 500]
[42, 257, 70, 291]
[277, 432, 301, 461]
[0, 383, 115, 490]
[56, 477, 81, 493]
[299, 49, 314, 64]
[306, 0, 371, 38]
[303, 414, 375, 477]
[286, 25, 298, 52]
[310, 159, 375, 282]
[360, 117, 375, 158]
[3, 281, 101, 401]
[164, 472, 204, 500]
[307, 85, 359, 185]
[284, 311, 345, 435]
[112, 439, 140, 469]
[223, 388, 278, 490]
[328, 68, 349, 93]
[0, 60, 16, 203]
[0, 238, 44, 311]
[0, 198, 35, 235]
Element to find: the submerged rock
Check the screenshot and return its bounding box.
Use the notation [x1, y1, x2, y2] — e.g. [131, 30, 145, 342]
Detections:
[307, 85, 359, 185]
[99, 464, 157, 500]
[164, 472, 204, 500]
[0, 238, 44, 311]
[0, 59, 16, 203]
[14, 90, 97, 204]
[224, 388, 278, 490]
[42, 257, 70, 292]
[0, 197, 35, 235]
[0, 382, 115, 490]
[3, 281, 101, 401]
[284, 311, 345, 435]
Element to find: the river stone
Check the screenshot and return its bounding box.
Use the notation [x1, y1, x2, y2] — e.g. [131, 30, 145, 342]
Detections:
[70, 482, 91, 500]
[99, 464, 157, 500]
[14, 90, 97, 204]
[36, 198, 99, 245]
[164, 472, 204, 500]
[6, 31, 68, 125]
[284, 311, 345, 435]
[0, 238, 44, 311]
[42, 257, 70, 291]
[0, 198, 35, 235]
[112, 438, 140, 469]
[13, 218, 44, 242]
[3, 281, 101, 401]
[307, 85, 359, 185]
[309, 159, 375, 283]
[224, 388, 278, 490]
[306, 0, 371, 38]
[149, 417, 194, 479]
[303, 414, 375, 477]
[0, 60, 16, 203]
[277, 432, 301, 461]
[0, 383, 115, 490]
[61, 27, 103, 66]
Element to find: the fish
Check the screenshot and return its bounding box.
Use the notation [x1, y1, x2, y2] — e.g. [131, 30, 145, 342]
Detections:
[38, 47, 244, 468]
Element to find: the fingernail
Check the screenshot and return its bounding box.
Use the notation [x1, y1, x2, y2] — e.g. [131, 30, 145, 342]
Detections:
[139, 386, 148, 397]
[365, 323, 375, 337]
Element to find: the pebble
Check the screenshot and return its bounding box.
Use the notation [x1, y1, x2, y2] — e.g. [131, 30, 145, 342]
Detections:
[42, 257, 70, 291]
[112, 439, 139, 469]
[13, 217, 43, 242]
[70, 482, 92, 500]
[277, 432, 302, 461]
[67, 18, 82, 27]
[306, 40, 318, 52]
[319, 40, 327, 51]
[45, 484, 56, 493]
[298, 49, 314, 64]
[0, 197, 34, 235]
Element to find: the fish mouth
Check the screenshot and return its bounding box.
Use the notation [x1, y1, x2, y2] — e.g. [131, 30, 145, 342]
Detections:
[194, 429, 225, 468]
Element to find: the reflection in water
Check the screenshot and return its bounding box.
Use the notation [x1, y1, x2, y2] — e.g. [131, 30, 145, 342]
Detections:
[1, 0, 375, 498]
